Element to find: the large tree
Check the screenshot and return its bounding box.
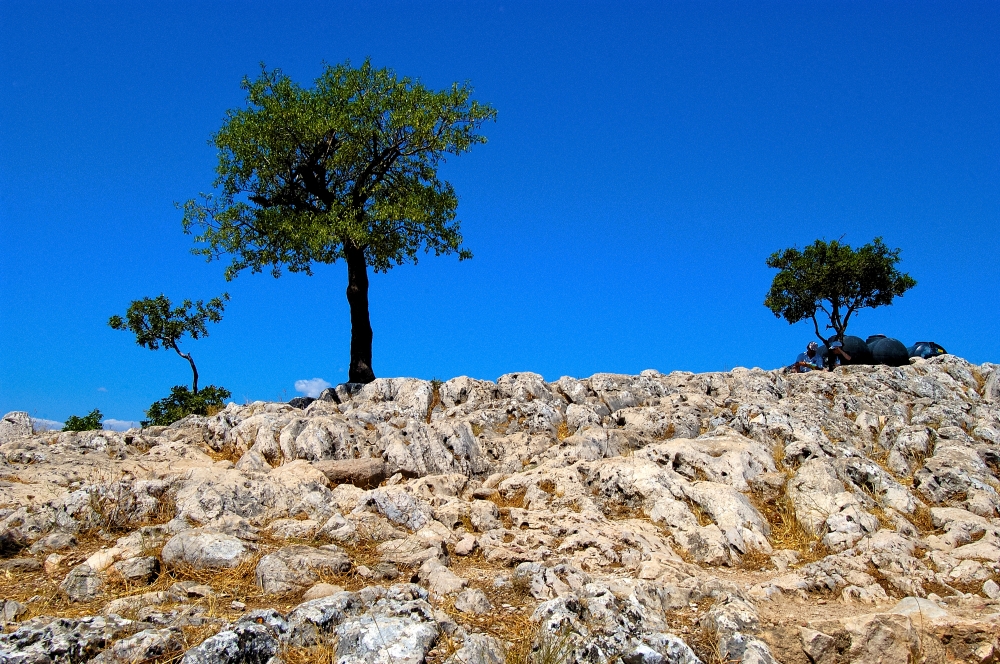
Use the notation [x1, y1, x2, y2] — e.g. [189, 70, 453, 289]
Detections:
[182, 60, 496, 384]
[764, 237, 916, 346]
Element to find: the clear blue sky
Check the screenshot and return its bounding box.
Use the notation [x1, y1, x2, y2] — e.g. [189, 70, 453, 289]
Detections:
[2, 2, 997, 426]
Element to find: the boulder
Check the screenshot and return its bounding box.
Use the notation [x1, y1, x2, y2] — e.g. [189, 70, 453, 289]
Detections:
[161, 529, 249, 569]
[255, 545, 351, 594]
[0, 411, 33, 443]
[180, 622, 279, 664]
[312, 458, 386, 489]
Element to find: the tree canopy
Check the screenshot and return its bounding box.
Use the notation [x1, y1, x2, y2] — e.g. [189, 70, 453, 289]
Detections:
[764, 237, 916, 346]
[181, 59, 496, 383]
[109, 294, 229, 393]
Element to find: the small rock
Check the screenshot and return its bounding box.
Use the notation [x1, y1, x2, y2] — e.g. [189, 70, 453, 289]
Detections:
[419, 557, 468, 596]
[1, 599, 26, 623]
[27, 531, 77, 555]
[983, 579, 1000, 600]
[111, 556, 161, 584]
[92, 627, 184, 663]
[454, 534, 477, 556]
[891, 596, 950, 621]
[454, 588, 492, 615]
[170, 581, 215, 598]
[44, 552, 66, 574]
[230, 600, 247, 610]
[302, 582, 344, 601]
[470, 500, 501, 532]
[0, 557, 41, 572]
[60, 563, 104, 602]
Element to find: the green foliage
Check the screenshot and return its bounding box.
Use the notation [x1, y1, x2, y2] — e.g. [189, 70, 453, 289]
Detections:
[143, 385, 232, 427]
[180, 58, 497, 279]
[765, 237, 916, 345]
[63, 409, 103, 432]
[109, 293, 229, 392]
[108, 294, 229, 351]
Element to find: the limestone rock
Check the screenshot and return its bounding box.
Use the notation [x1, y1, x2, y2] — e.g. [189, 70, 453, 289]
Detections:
[161, 529, 249, 569]
[255, 544, 351, 594]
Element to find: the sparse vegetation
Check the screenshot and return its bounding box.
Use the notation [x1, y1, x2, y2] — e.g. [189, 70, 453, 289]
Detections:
[62, 409, 103, 432]
[144, 385, 231, 427]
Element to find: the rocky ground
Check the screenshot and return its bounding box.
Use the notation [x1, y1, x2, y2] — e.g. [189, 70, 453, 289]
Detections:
[0, 355, 998, 663]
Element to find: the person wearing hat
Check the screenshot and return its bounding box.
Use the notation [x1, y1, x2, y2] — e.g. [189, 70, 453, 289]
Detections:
[791, 341, 825, 373]
[825, 340, 852, 370]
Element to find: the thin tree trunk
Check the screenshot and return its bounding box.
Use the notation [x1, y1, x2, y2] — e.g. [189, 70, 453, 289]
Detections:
[345, 241, 376, 384]
[173, 346, 199, 393]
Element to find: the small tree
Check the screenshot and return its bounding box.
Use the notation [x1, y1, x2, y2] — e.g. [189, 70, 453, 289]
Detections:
[63, 409, 103, 432]
[109, 294, 229, 393]
[764, 237, 916, 346]
[181, 59, 496, 384]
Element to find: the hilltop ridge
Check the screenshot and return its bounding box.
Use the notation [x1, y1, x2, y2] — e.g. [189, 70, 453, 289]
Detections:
[0, 356, 998, 663]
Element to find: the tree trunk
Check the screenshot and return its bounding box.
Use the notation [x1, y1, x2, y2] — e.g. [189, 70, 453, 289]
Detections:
[345, 242, 376, 384]
[173, 346, 199, 393]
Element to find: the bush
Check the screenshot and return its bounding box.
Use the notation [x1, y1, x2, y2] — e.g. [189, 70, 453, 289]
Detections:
[143, 385, 231, 427]
[63, 409, 103, 432]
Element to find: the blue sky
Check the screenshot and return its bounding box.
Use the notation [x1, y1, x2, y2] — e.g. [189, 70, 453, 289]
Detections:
[1, 1, 997, 426]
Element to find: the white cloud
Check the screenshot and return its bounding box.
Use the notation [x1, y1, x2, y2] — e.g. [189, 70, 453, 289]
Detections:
[103, 419, 140, 431]
[31, 418, 63, 432]
[97, 387, 107, 392]
[294, 378, 333, 398]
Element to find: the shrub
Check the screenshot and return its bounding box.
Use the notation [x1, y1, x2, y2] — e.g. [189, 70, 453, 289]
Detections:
[143, 385, 231, 427]
[62, 409, 103, 431]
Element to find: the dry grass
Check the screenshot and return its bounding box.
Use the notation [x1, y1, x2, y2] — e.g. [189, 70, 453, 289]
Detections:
[556, 422, 571, 441]
[426, 380, 443, 424]
[488, 487, 527, 510]
[280, 640, 338, 664]
[203, 443, 244, 464]
[748, 489, 829, 565]
[738, 548, 774, 571]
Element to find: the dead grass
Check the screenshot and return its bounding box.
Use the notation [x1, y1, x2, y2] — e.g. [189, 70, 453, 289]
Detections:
[738, 548, 774, 571]
[280, 639, 338, 664]
[488, 487, 527, 510]
[748, 489, 829, 565]
[426, 380, 443, 424]
[556, 422, 571, 441]
[203, 443, 244, 464]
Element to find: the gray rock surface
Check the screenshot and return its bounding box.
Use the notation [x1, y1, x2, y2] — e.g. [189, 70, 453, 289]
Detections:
[254, 544, 351, 594]
[161, 529, 249, 569]
[0, 358, 999, 663]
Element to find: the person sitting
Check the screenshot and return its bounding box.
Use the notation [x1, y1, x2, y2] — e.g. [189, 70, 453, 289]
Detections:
[791, 341, 824, 373]
[825, 340, 852, 370]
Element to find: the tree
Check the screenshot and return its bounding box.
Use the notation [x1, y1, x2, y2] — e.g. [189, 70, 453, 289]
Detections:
[764, 237, 916, 346]
[181, 60, 496, 384]
[109, 294, 229, 393]
[63, 409, 103, 432]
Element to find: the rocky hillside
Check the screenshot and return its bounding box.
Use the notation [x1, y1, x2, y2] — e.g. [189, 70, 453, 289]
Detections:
[0, 355, 998, 663]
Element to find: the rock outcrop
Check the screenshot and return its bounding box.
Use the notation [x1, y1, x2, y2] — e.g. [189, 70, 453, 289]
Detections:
[0, 355, 997, 662]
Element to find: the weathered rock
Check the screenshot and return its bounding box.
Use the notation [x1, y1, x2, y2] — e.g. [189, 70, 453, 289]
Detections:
[0, 412, 33, 444]
[91, 628, 184, 663]
[255, 544, 351, 594]
[303, 582, 344, 601]
[161, 529, 249, 569]
[60, 564, 104, 602]
[0, 614, 133, 662]
[111, 556, 161, 584]
[454, 588, 492, 615]
[180, 622, 279, 664]
[312, 457, 386, 489]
